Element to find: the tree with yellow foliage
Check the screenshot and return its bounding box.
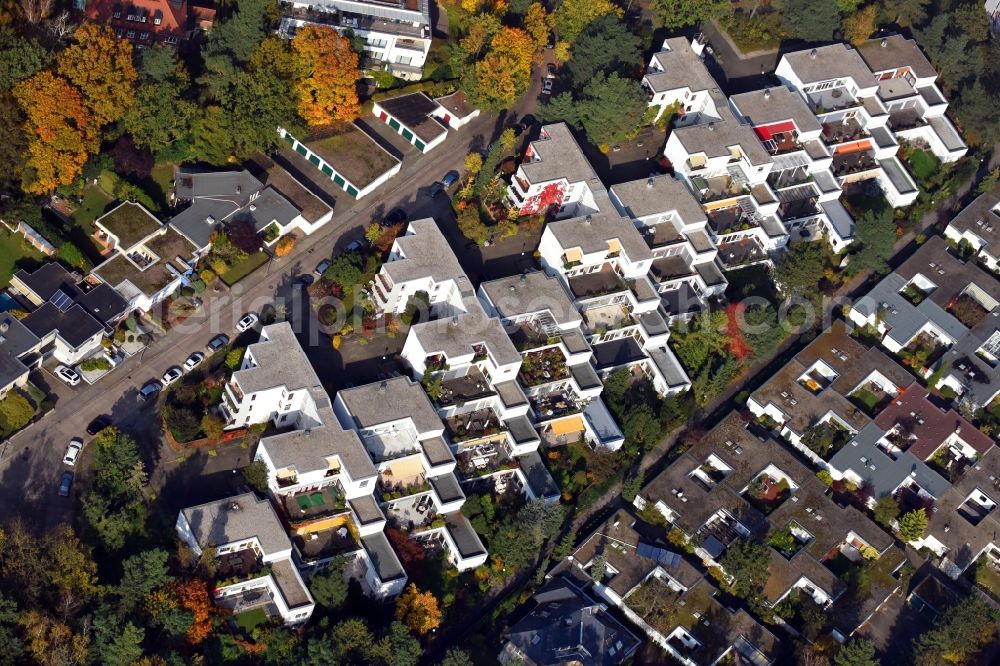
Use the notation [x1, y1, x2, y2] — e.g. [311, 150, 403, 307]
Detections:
[524, 2, 553, 50]
[466, 26, 535, 110]
[395, 583, 441, 635]
[842, 4, 878, 46]
[13, 70, 92, 194]
[56, 24, 136, 128]
[291, 25, 361, 126]
[274, 235, 296, 257]
[554, 0, 621, 45]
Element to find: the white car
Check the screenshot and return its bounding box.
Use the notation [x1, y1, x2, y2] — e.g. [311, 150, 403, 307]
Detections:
[55, 365, 81, 386]
[183, 352, 205, 372]
[63, 438, 83, 466]
[162, 366, 183, 385]
[236, 312, 259, 332]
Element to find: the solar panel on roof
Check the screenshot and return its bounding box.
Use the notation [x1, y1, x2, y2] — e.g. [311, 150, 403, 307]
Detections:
[636, 542, 681, 568]
[49, 289, 74, 311]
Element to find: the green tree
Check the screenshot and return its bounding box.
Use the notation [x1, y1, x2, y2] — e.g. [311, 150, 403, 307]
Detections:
[0, 27, 51, 89]
[243, 460, 269, 494]
[0, 392, 34, 433]
[775, 240, 827, 296]
[849, 206, 896, 276]
[622, 472, 644, 503]
[200, 414, 225, 440]
[554, 0, 621, 45]
[669, 310, 729, 373]
[82, 428, 149, 550]
[323, 252, 365, 291]
[0, 92, 27, 192]
[835, 637, 878, 666]
[566, 14, 640, 87]
[912, 595, 996, 665]
[873, 495, 900, 528]
[438, 648, 475, 666]
[90, 612, 145, 666]
[577, 72, 648, 145]
[58, 242, 87, 270]
[649, 0, 729, 30]
[124, 82, 197, 153]
[203, 0, 270, 68]
[116, 549, 171, 615]
[0, 594, 24, 666]
[224, 348, 244, 371]
[309, 556, 349, 608]
[883, 0, 930, 28]
[138, 45, 182, 84]
[778, 0, 841, 42]
[897, 508, 928, 541]
[370, 621, 423, 666]
[297, 636, 339, 666]
[720, 539, 770, 599]
[329, 618, 376, 663]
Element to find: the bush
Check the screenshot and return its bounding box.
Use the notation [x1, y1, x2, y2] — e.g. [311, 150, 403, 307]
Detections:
[79, 358, 111, 372]
[274, 236, 295, 257]
[0, 392, 35, 432]
[816, 470, 833, 487]
[199, 269, 216, 284]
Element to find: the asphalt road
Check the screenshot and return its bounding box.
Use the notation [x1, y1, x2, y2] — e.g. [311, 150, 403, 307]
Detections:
[0, 103, 529, 529]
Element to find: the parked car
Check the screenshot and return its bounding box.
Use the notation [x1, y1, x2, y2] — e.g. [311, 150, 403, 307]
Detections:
[384, 207, 407, 226]
[513, 114, 536, 136]
[138, 380, 162, 402]
[541, 78, 554, 95]
[58, 471, 73, 497]
[162, 366, 183, 385]
[428, 181, 445, 198]
[314, 258, 331, 276]
[293, 274, 314, 289]
[207, 334, 229, 352]
[442, 170, 460, 189]
[546, 63, 557, 77]
[546, 32, 555, 49]
[63, 438, 83, 466]
[183, 352, 205, 372]
[55, 364, 80, 386]
[345, 240, 363, 252]
[86, 416, 110, 436]
[236, 313, 258, 332]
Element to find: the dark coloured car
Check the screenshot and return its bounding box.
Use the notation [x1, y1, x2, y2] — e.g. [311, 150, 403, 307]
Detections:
[428, 181, 445, 198]
[546, 63, 556, 77]
[58, 471, 73, 497]
[207, 334, 230, 352]
[86, 416, 110, 436]
[294, 274, 315, 289]
[314, 258, 331, 276]
[441, 170, 460, 189]
[513, 114, 536, 136]
[384, 207, 408, 226]
[138, 380, 162, 402]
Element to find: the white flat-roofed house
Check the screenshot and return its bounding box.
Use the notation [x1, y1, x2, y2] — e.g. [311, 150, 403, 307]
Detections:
[642, 37, 724, 126]
[371, 219, 474, 317]
[278, 0, 432, 80]
[507, 123, 604, 219]
[856, 35, 967, 164]
[176, 493, 315, 625]
[944, 192, 1000, 272]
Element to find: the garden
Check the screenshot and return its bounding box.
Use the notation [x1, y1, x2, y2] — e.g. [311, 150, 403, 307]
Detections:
[0, 382, 50, 439]
[849, 384, 891, 416]
[948, 293, 990, 328]
[716, 8, 786, 53]
[541, 439, 621, 504]
[898, 332, 949, 374]
[161, 347, 241, 445]
[969, 553, 1000, 603]
[516, 348, 569, 387]
[742, 472, 791, 515]
[799, 421, 852, 461]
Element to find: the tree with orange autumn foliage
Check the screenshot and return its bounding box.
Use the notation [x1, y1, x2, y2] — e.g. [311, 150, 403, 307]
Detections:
[56, 24, 136, 128]
[464, 26, 535, 110]
[394, 584, 441, 636]
[291, 25, 360, 126]
[274, 235, 296, 257]
[13, 70, 92, 194]
[172, 579, 214, 645]
[524, 2, 553, 51]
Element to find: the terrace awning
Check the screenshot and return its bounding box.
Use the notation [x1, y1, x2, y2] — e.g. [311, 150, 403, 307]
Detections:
[753, 121, 796, 142]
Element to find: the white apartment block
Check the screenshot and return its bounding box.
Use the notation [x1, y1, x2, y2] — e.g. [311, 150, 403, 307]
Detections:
[176, 493, 316, 625]
[279, 0, 432, 80]
[944, 192, 1000, 271]
[507, 123, 605, 219]
[372, 218, 475, 316]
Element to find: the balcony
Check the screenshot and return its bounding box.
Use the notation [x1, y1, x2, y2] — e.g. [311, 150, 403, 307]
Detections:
[455, 441, 519, 480]
[212, 548, 268, 591]
[531, 390, 583, 420]
[518, 348, 570, 387]
[808, 87, 862, 114]
[832, 151, 879, 178]
[691, 174, 748, 203]
[582, 302, 634, 336]
[742, 472, 792, 515]
[510, 321, 560, 352]
[568, 267, 627, 300]
[280, 485, 348, 527]
[650, 255, 696, 283]
[377, 474, 431, 502]
[821, 117, 870, 147]
[293, 522, 359, 563]
[385, 493, 441, 532]
[445, 408, 508, 444]
[279, 6, 428, 39]
[718, 237, 768, 267]
[765, 130, 803, 155]
[437, 366, 495, 406]
[642, 224, 685, 250]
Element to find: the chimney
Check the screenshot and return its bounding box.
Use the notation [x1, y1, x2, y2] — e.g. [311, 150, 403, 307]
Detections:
[763, 88, 771, 99]
[810, 48, 817, 59]
[880, 38, 888, 48]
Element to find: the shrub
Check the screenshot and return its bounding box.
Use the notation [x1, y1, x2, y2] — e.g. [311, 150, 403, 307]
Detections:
[0, 392, 35, 432]
[816, 470, 833, 487]
[274, 236, 295, 257]
[79, 358, 111, 372]
[199, 268, 216, 284]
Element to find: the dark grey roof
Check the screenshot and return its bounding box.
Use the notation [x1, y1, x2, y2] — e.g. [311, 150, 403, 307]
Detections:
[781, 44, 877, 87]
[729, 86, 822, 133]
[75, 283, 128, 326]
[170, 168, 266, 249]
[0, 313, 39, 389]
[429, 472, 465, 503]
[853, 273, 968, 348]
[444, 512, 487, 558]
[181, 492, 290, 556]
[946, 192, 1000, 252]
[168, 198, 234, 249]
[504, 577, 641, 666]
[648, 346, 691, 388]
[236, 187, 300, 233]
[672, 107, 773, 166]
[270, 558, 313, 609]
[338, 377, 443, 434]
[518, 450, 560, 500]
[22, 302, 103, 349]
[570, 362, 602, 390]
[506, 414, 539, 444]
[938, 311, 1000, 408]
[348, 495, 385, 525]
[644, 37, 719, 94]
[828, 422, 951, 499]
[591, 337, 646, 371]
[12, 262, 78, 302]
[857, 35, 937, 79]
[377, 92, 447, 143]
[660, 282, 703, 318]
[820, 199, 855, 240]
[361, 531, 406, 582]
[610, 174, 707, 225]
[521, 123, 600, 186]
[480, 271, 581, 327]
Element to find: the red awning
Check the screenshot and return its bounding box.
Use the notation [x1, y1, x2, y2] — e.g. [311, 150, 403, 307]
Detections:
[754, 121, 797, 141]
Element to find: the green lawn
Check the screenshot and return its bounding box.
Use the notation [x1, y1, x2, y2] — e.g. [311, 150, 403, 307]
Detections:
[75, 186, 114, 229]
[234, 607, 268, 633]
[221, 251, 270, 286]
[0, 228, 46, 288]
[137, 163, 175, 212]
[850, 388, 882, 414]
[905, 149, 940, 186]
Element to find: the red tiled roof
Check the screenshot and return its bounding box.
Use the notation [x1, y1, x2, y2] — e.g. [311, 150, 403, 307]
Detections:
[874, 390, 994, 460]
[83, 0, 197, 45]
